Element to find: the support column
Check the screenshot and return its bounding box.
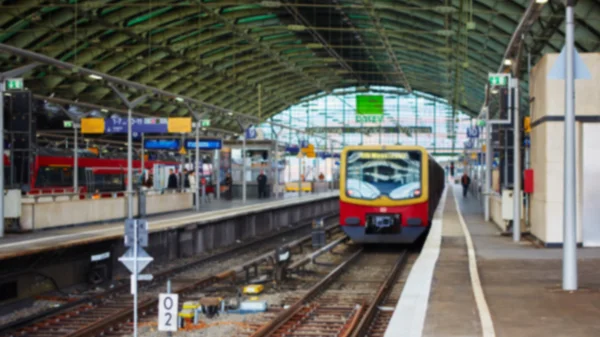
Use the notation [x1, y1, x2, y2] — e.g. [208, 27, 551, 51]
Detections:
[195, 123, 201, 210]
[215, 148, 221, 200]
[109, 84, 147, 220]
[140, 133, 145, 182]
[485, 117, 492, 222]
[563, 3, 577, 291]
[73, 124, 79, 193]
[513, 78, 521, 243]
[242, 132, 247, 203]
[182, 102, 206, 211]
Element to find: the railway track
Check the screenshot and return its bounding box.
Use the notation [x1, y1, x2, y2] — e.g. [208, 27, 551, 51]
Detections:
[0, 216, 343, 337]
[248, 248, 411, 337]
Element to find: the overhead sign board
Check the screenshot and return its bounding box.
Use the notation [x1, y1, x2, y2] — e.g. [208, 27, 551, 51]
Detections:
[356, 95, 384, 115]
[81, 118, 105, 134]
[105, 117, 168, 134]
[144, 139, 223, 151]
[168, 117, 192, 133]
[184, 139, 222, 150]
[144, 139, 180, 150]
[201, 119, 211, 127]
[356, 115, 384, 123]
[81, 117, 193, 134]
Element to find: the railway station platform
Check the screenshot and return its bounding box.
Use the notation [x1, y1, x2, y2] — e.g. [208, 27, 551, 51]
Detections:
[387, 184, 600, 337]
[0, 191, 338, 303]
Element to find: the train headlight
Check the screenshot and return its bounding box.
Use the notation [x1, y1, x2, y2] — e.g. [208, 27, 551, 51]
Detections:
[348, 189, 361, 197]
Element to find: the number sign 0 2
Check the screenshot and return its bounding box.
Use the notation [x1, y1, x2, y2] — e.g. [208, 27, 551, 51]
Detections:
[158, 293, 178, 331]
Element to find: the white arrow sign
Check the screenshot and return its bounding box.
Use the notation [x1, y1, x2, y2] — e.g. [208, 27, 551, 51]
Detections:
[118, 247, 153, 274]
[548, 45, 591, 80]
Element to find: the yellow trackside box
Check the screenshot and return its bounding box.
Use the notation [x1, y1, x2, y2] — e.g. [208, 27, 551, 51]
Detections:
[243, 284, 264, 295]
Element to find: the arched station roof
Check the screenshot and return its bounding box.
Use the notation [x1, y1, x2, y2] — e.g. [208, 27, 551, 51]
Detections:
[1, 0, 599, 132]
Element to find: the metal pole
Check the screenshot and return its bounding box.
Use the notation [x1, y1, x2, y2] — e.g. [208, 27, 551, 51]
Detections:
[215, 149, 220, 200]
[180, 134, 185, 192]
[258, 84, 262, 119]
[275, 136, 280, 198]
[133, 217, 138, 337]
[73, 124, 78, 193]
[298, 156, 302, 197]
[242, 133, 247, 203]
[485, 119, 492, 222]
[127, 108, 133, 220]
[513, 78, 521, 242]
[195, 123, 200, 211]
[563, 3, 577, 291]
[140, 133, 145, 181]
[0, 81, 4, 238]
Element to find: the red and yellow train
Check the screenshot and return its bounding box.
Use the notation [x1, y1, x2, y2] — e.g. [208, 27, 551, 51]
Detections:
[339, 145, 445, 244]
[4, 150, 216, 195]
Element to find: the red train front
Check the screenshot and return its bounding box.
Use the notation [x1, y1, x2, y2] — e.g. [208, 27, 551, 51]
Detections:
[339, 145, 445, 244]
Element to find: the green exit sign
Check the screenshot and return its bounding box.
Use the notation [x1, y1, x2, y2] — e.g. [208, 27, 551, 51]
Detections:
[63, 120, 73, 128]
[5, 78, 23, 90]
[201, 119, 211, 127]
[488, 74, 507, 86]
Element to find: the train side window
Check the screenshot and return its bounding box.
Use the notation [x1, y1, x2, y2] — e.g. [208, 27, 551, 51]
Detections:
[35, 167, 87, 188]
[35, 167, 72, 187]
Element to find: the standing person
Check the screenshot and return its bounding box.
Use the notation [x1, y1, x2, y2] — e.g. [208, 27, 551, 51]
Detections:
[188, 171, 197, 205]
[461, 172, 471, 198]
[224, 173, 233, 200]
[183, 169, 190, 189]
[450, 162, 455, 177]
[145, 174, 154, 189]
[257, 170, 268, 199]
[167, 169, 178, 189]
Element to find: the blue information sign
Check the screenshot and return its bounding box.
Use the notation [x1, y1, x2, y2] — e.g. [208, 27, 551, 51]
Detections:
[184, 139, 222, 150]
[466, 126, 479, 138]
[143, 139, 180, 150]
[245, 127, 257, 139]
[105, 117, 168, 134]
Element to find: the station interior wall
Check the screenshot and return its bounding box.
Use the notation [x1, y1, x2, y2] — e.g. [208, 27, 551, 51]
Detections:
[529, 52, 600, 246]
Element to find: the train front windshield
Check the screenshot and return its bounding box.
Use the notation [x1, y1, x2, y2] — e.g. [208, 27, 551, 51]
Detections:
[345, 150, 422, 200]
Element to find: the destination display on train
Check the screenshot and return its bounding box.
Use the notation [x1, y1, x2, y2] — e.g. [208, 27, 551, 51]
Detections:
[358, 152, 409, 159]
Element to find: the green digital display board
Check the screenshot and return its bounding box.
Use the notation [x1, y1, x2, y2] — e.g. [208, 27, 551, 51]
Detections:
[356, 95, 384, 115]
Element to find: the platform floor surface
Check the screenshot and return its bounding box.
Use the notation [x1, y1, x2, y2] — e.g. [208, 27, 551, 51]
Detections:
[422, 185, 600, 337]
[0, 191, 336, 260]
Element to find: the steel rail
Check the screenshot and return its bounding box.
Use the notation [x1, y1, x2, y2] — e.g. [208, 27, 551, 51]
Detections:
[0, 215, 339, 337]
[348, 250, 409, 337]
[249, 249, 363, 337]
[250, 249, 409, 337]
[65, 225, 347, 337]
